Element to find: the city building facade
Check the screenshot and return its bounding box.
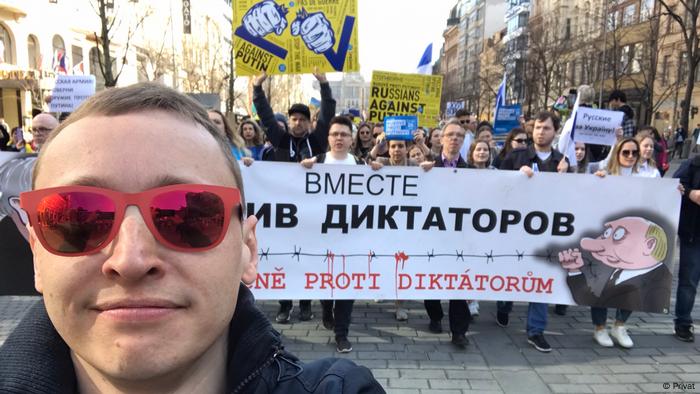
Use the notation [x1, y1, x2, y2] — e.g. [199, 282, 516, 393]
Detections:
[0, 0, 232, 132]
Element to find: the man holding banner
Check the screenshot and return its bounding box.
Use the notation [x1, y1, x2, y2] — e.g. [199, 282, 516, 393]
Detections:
[421, 119, 472, 348]
[253, 70, 336, 323]
[497, 111, 571, 353]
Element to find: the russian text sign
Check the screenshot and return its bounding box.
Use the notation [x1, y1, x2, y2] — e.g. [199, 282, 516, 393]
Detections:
[573, 107, 624, 146]
[233, 0, 359, 75]
[242, 162, 680, 313]
[49, 75, 96, 112]
[368, 71, 442, 128]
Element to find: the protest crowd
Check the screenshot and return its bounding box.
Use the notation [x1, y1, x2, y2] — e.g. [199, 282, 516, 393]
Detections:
[0, 72, 698, 394]
[1, 0, 700, 390]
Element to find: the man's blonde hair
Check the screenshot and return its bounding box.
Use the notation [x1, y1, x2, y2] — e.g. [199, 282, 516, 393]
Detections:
[33, 82, 245, 206]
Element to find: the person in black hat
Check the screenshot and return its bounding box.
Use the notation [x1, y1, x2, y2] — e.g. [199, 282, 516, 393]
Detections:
[252, 70, 336, 324]
[253, 70, 335, 163]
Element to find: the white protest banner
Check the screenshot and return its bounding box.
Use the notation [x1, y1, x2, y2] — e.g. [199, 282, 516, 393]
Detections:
[241, 162, 680, 313]
[572, 107, 624, 146]
[49, 75, 96, 112]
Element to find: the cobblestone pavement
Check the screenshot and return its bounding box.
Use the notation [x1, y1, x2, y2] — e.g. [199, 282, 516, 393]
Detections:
[2, 296, 699, 393]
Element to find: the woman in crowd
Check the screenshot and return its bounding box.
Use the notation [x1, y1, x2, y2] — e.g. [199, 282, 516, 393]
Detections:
[409, 144, 428, 163]
[427, 127, 442, 159]
[492, 127, 528, 168]
[467, 140, 494, 169]
[369, 137, 418, 321]
[636, 133, 661, 178]
[352, 122, 374, 162]
[638, 126, 669, 176]
[238, 119, 266, 161]
[590, 137, 641, 349]
[575, 142, 602, 174]
[207, 109, 249, 160]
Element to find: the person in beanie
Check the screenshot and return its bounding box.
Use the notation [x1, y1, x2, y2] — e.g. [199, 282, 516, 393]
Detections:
[253, 71, 335, 163]
[252, 70, 336, 324]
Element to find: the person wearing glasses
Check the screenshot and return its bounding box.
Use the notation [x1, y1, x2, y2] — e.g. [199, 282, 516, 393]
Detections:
[28, 113, 59, 152]
[302, 116, 363, 353]
[351, 122, 374, 162]
[492, 127, 528, 169]
[589, 138, 642, 349]
[415, 119, 473, 349]
[0, 83, 383, 393]
[252, 70, 336, 324]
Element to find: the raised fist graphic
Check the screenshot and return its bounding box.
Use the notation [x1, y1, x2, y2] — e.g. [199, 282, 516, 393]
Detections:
[242, 0, 289, 37]
[290, 9, 335, 54]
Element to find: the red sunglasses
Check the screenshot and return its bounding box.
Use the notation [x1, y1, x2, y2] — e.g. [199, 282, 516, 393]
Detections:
[20, 184, 241, 257]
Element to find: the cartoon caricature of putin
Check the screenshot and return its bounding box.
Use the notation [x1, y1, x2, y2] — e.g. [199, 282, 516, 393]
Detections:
[558, 216, 672, 312]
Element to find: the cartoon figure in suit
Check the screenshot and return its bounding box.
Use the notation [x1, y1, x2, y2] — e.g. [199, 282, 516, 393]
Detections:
[558, 216, 672, 312]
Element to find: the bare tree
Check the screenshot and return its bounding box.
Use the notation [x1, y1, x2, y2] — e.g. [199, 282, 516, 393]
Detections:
[526, 19, 576, 110]
[657, 0, 700, 132]
[91, 0, 150, 87]
[618, 7, 676, 124]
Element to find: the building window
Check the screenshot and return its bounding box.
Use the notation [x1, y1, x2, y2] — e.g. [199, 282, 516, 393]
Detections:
[631, 43, 643, 73]
[620, 45, 631, 74]
[72, 46, 83, 74]
[661, 55, 670, 86]
[0, 24, 13, 64]
[622, 4, 637, 26]
[640, 0, 655, 21]
[52, 35, 66, 72]
[679, 52, 688, 84]
[28, 35, 40, 69]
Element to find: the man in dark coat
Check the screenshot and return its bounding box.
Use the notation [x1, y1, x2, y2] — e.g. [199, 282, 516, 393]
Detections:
[252, 71, 336, 323]
[0, 83, 382, 394]
[558, 216, 672, 313]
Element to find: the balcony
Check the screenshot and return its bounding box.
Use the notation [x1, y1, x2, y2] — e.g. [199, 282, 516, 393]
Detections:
[505, 2, 530, 19]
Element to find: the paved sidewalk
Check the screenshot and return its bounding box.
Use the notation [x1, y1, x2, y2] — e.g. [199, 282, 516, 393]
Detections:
[2, 296, 699, 393]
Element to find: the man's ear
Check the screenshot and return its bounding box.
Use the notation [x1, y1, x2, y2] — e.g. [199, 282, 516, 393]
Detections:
[642, 237, 657, 256]
[27, 226, 43, 294]
[240, 215, 259, 285]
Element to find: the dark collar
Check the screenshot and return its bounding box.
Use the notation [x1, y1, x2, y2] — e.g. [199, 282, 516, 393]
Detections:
[0, 286, 281, 394]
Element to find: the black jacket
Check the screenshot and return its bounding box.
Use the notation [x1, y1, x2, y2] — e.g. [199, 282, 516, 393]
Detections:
[0, 286, 384, 394]
[253, 83, 336, 163]
[499, 145, 570, 173]
[676, 155, 700, 243]
[566, 264, 672, 313]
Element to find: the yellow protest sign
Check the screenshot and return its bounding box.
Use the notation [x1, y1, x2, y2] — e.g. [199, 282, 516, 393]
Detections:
[368, 71, 443, 127]
[233, 0, 359, 76]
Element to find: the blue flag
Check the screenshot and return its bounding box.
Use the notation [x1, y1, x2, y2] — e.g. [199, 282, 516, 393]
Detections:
[416, 43, 433, 75]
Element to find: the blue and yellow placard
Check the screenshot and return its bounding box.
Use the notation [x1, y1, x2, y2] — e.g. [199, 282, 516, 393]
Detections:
[233, 0, 359, 75]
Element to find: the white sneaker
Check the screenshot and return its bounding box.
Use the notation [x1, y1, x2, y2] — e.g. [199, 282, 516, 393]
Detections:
[395, 308, 408, 321]
[468, 300, 480, 316]
[610, 325, 634, 348]
[593, 328, 614, 347]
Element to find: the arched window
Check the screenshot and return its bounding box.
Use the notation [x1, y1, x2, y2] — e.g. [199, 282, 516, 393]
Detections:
[0, 24, 14, 64]
[52, 35, 66, 72]
[27, 35, 40, 69]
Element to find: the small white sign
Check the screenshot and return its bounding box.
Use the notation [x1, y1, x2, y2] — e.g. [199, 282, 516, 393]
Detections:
[49, 75, 96, 112]
[572, 107, 624, 146]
